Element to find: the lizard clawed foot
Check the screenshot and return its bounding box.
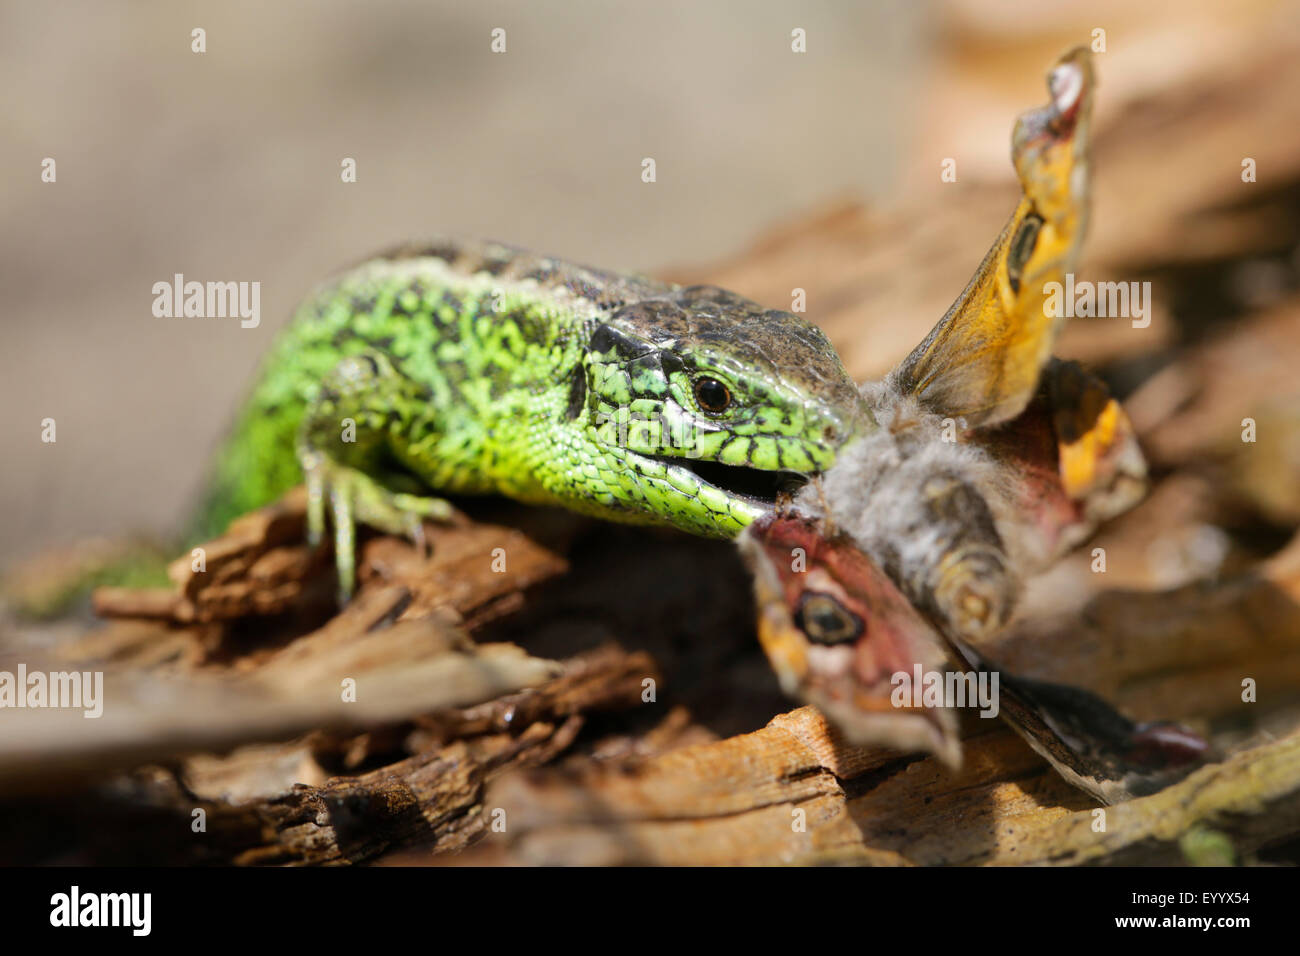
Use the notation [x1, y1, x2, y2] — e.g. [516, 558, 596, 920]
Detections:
[301, 450, 453, 603]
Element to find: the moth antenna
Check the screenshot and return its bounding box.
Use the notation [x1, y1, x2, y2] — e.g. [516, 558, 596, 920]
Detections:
[812, 475, 836, 537]
[774, 487, 792, 518]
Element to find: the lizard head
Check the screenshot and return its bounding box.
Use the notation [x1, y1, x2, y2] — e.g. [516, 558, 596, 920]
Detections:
[583, 285, 868, 535]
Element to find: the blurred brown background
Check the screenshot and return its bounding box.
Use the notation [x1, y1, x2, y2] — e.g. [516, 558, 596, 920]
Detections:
[2, 0, 1297, 565]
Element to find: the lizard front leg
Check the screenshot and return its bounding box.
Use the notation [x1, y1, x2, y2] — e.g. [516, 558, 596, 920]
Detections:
[298, 351, 453, 601]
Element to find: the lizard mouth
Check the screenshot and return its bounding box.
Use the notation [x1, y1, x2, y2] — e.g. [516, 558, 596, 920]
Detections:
[657, 455, 809, 506]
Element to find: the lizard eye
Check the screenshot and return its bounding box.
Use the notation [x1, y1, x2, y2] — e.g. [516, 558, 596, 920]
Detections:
[693, 377, 732, 414]
[795, 592, 863, 645]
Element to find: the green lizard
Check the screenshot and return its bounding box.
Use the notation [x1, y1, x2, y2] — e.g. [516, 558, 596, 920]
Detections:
[197, 239, 867, 599]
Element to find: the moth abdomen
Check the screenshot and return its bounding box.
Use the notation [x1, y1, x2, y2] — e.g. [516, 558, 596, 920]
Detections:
[930, 544, 1019, 640]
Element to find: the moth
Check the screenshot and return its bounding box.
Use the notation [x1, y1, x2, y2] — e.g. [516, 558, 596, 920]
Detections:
[738, 48, 1207, 801]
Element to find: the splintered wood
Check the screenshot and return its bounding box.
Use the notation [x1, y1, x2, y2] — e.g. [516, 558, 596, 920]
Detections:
[3, 12, 1300, 865]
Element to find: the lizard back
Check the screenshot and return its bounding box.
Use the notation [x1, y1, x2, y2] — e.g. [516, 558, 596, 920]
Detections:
[194, 239, 671, 537]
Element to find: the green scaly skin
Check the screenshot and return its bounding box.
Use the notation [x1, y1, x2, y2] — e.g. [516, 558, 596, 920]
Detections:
[197, 239, 867, 598]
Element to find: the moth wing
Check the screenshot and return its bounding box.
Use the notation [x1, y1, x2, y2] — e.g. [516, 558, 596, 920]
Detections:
[967, 358, 1147, 565]
[738, 515, 963, 767]
[893, 47, 1095, 427]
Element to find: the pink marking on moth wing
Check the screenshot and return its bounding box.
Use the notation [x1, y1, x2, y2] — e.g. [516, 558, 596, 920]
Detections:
[1049, 62, 1085, 119]
[971, 397, 1085, 557]
[824, 549, 946, 689]
[1126, 722, 1210, 769]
